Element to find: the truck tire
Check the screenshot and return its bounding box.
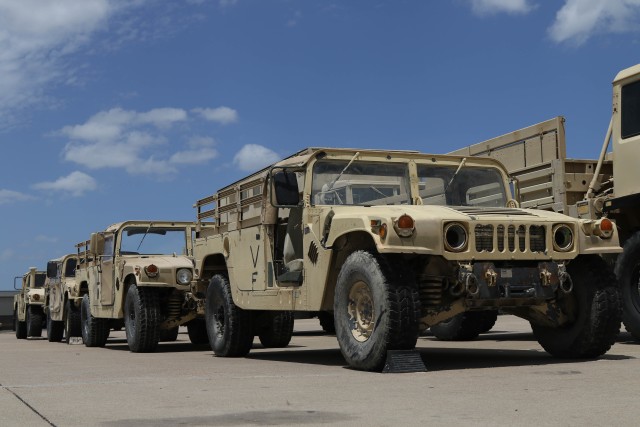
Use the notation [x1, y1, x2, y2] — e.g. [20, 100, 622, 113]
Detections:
[160, 327, 179, 342]
[187, 319, 209, 345]
[334, 251, 420, 371]
[64, 299, 81, 344]
[318, 311, 335, 334]
[614, 231, 640, 340]
[15, 309, 27, 339]
[205, 275, 254, 357]
[81, 294, 109, 347]
[27, 305, 43, 337]
[430, 310, 498, 341]
[124, 284, 160, 353]
[258, 311, 294, 348]
[47, 311, 64, 342]
[532, 255, 621, 358]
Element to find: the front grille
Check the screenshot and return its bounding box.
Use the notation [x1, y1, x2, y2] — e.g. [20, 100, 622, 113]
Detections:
[474, 224, 547, 253]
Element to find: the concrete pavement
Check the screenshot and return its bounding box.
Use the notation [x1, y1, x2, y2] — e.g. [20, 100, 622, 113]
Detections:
[1, 316, 639, 426]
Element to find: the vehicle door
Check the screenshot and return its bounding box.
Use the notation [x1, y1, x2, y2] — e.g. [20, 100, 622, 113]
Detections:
[99, 234, 116, 305]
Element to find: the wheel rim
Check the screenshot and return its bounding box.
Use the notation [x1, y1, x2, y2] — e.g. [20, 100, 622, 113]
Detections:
[347, 280, 375, 342]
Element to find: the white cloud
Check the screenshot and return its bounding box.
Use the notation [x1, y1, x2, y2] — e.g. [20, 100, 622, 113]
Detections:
[0, 189, 33, 205]
[233, 144, 280, 172]
[170, 136, 219, 165]
[549, 0, 640, 44]
[470, 0, 534, 15]
[60, 107, 230, 176]
[193, 107, 239, 125]
[0, 0, 116, 126]
[33, 171, 97, 197]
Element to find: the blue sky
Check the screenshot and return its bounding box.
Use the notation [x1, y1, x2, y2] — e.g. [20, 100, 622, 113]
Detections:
[1, 0, 639, 289]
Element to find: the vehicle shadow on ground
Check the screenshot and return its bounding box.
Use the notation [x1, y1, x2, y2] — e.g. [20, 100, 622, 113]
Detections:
[246, 330, 634, 372]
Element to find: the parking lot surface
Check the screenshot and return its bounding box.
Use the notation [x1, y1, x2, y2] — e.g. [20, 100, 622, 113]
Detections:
[1, 315, 639, 426]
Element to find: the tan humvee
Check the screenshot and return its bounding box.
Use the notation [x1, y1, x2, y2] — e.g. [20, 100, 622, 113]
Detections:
[448, 64, 640, 341]
[193, 148, 622, 371]
[43, 254, 81, 343]
[75, 220, 207, 352]
[13, 268, 46, 339]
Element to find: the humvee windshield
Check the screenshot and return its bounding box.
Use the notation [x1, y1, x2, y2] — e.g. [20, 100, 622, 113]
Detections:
[417, 164, 507, 207]
[120, 227, 188, 256]
[312, 160, 411, 206]
[34, 273, 46, 287]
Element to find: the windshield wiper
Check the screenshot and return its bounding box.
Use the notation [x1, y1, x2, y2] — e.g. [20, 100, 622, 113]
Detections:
[326, 151, 360, 191]
[136, 224, 153, 252]
[445, 157, 467, 191]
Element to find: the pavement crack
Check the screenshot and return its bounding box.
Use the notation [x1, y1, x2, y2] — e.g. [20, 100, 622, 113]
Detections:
[0, 382, 57, 426]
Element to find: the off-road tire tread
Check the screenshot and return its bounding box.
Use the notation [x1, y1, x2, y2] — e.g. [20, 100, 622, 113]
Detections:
[187, 319, 209, 345]
[205, 275, 254, 357]
[47, 310, 64, 342]
[334, 250, 420, 371]
[65, 299, 82, 343]
[258, 311, 294, 348]
[125, 285, 160, 353]
[27, 305, 43, 337]
[81, 294, 109, 347]
[15, 309, 27, 339]
[614, 231, 640, 340]
[533, 255, 621, 358]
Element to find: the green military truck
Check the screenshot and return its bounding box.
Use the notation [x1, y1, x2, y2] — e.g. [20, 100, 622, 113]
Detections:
[75, 221, 206, 352]
[44, 254, 81, 343]
[13, 268, 46, 339]
[449, 64, 640, 341]
[193, 147, 622, 371]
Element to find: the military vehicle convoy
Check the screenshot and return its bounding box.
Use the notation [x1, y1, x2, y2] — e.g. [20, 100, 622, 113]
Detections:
[43, 254, 81, 343]
[193, 147, 622, 371]
[13, 268, 46, 339]
[449, 63, 640, 341]
[75, 221, 206, 352]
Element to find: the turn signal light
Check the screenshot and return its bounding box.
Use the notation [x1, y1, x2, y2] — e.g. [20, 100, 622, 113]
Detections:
[393, 214, 415, 237]
[594, 218, 614, 239]
[145, 264, 159, 278]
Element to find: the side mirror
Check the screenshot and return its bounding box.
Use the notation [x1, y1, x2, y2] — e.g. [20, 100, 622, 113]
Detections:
[271, 168, 301, 207]
[46, 261, 58, 279]
[14, 276, 21, 290]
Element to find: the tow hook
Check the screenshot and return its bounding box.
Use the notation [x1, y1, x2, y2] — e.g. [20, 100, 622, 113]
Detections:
[558, 264, 573, 293]
[539, 268, 553, 287]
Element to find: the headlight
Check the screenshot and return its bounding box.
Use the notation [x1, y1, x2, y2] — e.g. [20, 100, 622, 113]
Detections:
[176, 268, 193, 285]
[32, 293, 40, 301]
[444, 222, 468, 252]
[553, 224, 574, 252]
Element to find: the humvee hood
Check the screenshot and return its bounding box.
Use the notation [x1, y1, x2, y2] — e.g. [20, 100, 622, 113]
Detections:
[126, 255, 192, 269]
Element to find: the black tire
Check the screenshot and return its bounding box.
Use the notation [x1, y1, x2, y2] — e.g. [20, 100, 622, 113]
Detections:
[64, 299, 82, 344]
[258, 311, 294, 348]
[532, 255, 621, 358]
[27, 305, 43, 338]
[160, 327, 179, 342]
[615, 232, 640, 340]
[187, 319, 209, 345]
[205, 275, 254, 357]
[124, 284, 160, 353]
[431, 310, 498, 341]
[318, 311, 335, 334]
[334, 251, 421, 371]
[47, 310, 64, 342]
[81, 294, 109, 347]
[15, 309, 27, 339]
